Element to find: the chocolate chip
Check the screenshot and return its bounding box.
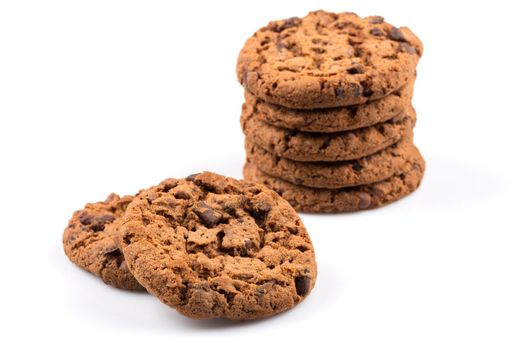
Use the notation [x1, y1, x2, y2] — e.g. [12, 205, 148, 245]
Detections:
[90, 223, 105, 232]
[351, 161, 363, 171]
[370, 28, 383, 36]
[79, 214, 92, 225]
[260, 37, 270, 46]
[294, 276, 311, 297]
[357, 193, 372, 209]
[89, 214, 115, 232]
[346, 105, 358, 118]
[347, 65, 364, 75]
[222, 204, 237, 216]
[174, 190, 191, 200]
[97, 215, 115, 224]
[217, 289, 235, 304]
[360, 81, 374, 97]
[334, 21, 350, 30]
[270, 17, 301, 33]
[368, 16, 384, 24]
[197, 209, 222, 228]
[254, 202, 271, 219]
[161, 181, 177, 192]
[388, 27, 406, 42]
[247, 201, 272, 226]
[185, 173, 200, 182]
[399, 42, 417, 54]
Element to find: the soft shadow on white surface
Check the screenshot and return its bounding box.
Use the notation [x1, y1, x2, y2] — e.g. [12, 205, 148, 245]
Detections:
[419, 154, 505, 209]
[302, 152, 506, 220]
[53, 232, 337, 333]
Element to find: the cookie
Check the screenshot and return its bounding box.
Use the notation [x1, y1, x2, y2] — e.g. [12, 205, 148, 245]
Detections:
[244, 80, 413, 133]
[246, 138, 415, 189]
[243, 148, 425, 213]
[63, 193, 144, 290]
[237, 10, 423, 109]
[242, 103, 415, 162]
[118, 172, 317, 321]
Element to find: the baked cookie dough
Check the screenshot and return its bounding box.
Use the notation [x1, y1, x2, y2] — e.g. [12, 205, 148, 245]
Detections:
[63, 193, 144, 290]
[242, 104, 415, 162]
[245, 138, 415, 189]
[237, 10, 422, 109]
[118, 172, 317, 321]
[244, 80, 413, 133]
[243, 149, 425, 213]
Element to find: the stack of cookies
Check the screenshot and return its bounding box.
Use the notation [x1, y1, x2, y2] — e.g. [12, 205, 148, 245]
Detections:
[238, 10, 425, 213]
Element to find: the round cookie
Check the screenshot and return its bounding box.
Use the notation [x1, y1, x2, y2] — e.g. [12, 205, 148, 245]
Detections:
[243, 148, 425, 213]
[118, 172, 317, 321]
[242, 104, 416, 162]
[237, 10, 423, 109]
[244, 80, 414, 133]
[245, 138, 415, 189]
[63, 193, 144, 290]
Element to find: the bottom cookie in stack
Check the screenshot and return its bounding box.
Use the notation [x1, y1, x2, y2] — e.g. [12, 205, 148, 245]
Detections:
[243, 147, 425, 213]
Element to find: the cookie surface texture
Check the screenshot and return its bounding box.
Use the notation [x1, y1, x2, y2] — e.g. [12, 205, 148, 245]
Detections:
[237, 10, 422, 109]
[243, 147, 425, 213]
[244, 80, 413, 133]
[242, 105, 415, 162]
[119, 172, 317, 321]
[63, 194, 144, 290]
[245, 138, 415, 189]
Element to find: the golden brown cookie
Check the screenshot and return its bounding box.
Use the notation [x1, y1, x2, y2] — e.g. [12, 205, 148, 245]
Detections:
[244, 80, 414, 133]
[118, 172, 317, 321]
[237, 10, 422, 109]
[243, 148, 425, 213]
[242, 104, 415, 162]
[63, 194, 144, 290]
[245, 138, 415, 189]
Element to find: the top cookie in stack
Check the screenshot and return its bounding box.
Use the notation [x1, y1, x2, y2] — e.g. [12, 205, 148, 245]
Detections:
[238, 10, 425, 213]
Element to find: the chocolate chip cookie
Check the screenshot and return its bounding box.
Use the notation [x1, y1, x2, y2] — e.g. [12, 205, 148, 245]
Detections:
[244, 80, 413, 133]
[245, 138, 415, 189]
[243, 147, 425, 213]
[242, 103, 415, 162]
[118, 172, 317, 321]
[237, 10, 422, 109]
[63, 193, 143, 290]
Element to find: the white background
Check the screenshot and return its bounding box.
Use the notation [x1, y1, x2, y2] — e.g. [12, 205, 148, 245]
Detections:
[1, 1, 524, 349]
